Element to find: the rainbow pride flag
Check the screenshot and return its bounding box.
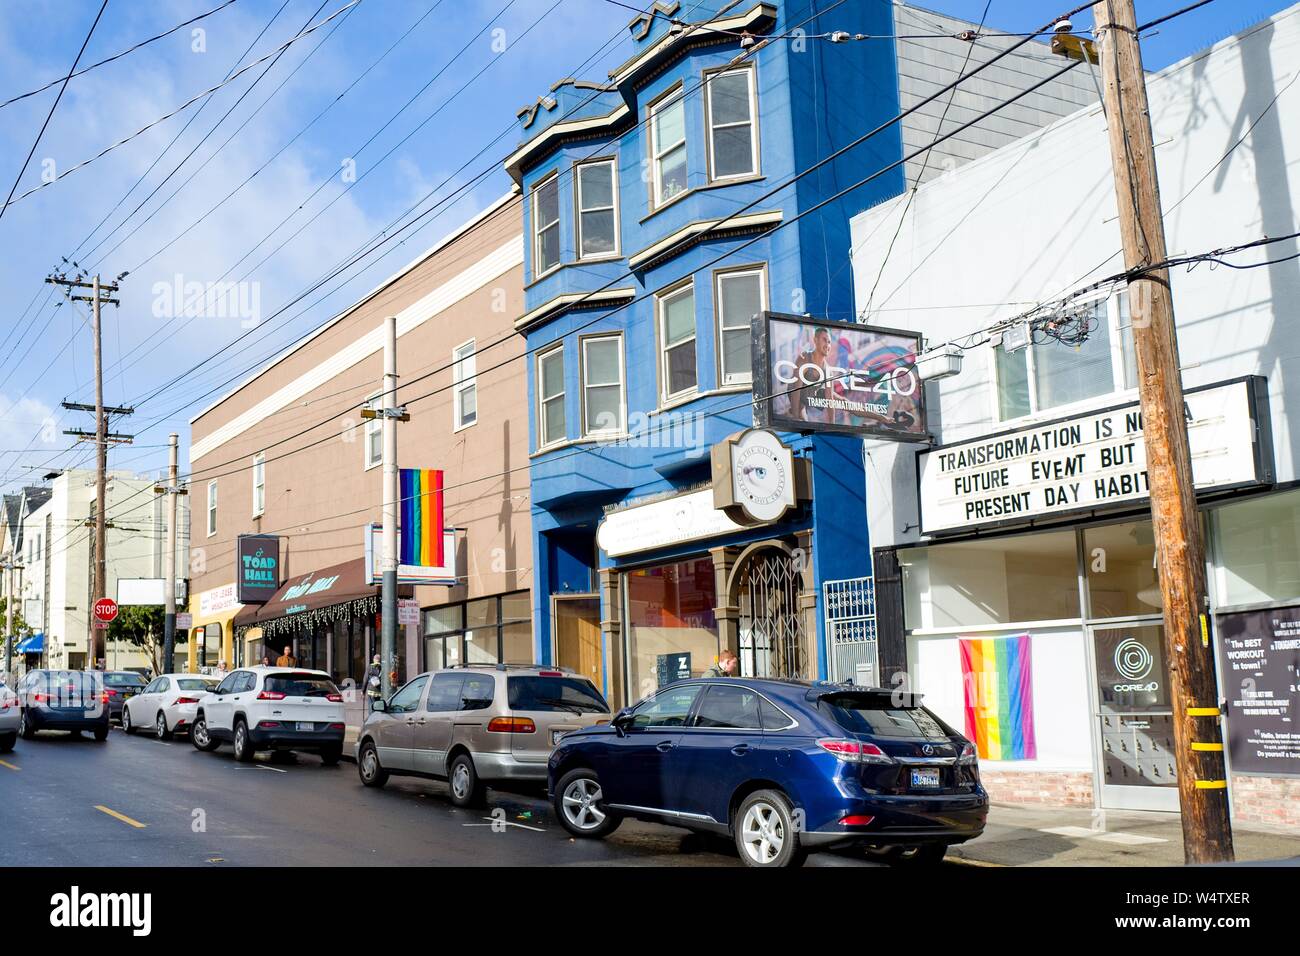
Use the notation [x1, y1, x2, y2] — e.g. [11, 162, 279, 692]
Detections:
[959, 634, 1036, 761]
[399, 468, 444, 568]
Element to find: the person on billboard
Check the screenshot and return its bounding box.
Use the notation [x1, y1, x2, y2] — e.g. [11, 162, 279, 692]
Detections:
[792, 327, 836, 423]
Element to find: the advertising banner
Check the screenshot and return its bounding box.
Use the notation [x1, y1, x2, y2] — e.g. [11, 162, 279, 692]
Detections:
[237, 535, 281, 604]
[752, 312, 926, 441]
[1215, 605, 1300, 777]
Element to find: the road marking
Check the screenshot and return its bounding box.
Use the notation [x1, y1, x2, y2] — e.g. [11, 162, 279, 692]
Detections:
[256, 764, 287, 773]
[948, 855, 1004, 868]
[0, 759, 19, 771]
[94, 805, 147, 828]
[463, 818, 547, 832]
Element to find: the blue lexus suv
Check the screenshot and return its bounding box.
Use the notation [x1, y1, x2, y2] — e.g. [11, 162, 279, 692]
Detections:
[548, 678, 988, 867]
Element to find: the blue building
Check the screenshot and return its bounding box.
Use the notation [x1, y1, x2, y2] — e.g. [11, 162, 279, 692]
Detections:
[504, 0, 1098, 706]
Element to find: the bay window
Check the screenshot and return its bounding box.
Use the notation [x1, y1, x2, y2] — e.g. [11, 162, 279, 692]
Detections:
[657, 282, 697, 402]
[581, 334, 625, 437]
[576, 159, 619, 259]
[715, 266, 765, 384]
[537, 344, 566, 448]
[706, 67, 758, 180]
[650, 91, 688, 206]
[533, 173, 561, 275]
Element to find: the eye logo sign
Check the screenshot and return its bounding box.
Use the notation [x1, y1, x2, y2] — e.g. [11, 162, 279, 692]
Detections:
[1114, 638, 1154, 681]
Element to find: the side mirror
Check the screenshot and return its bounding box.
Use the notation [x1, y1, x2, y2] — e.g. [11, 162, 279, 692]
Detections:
[612, 708, 634, 735]
[372, 698, 387, 713]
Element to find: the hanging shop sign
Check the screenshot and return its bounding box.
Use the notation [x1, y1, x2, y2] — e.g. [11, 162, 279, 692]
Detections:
[236, 534, 281, 604]
[752, 312, 927, 441]
[597, 489, 748, 558]
[711, 428, 810, 525]
[916, 376, 1273, 536]
[1215, 605, 1300, 777]
[364, 523, 457, 586]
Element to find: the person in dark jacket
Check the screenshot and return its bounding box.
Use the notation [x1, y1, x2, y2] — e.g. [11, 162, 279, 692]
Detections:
[364, 655, 383, 712]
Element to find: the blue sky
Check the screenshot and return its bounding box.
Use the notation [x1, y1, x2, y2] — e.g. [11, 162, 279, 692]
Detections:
[0, 0, 1292, 494]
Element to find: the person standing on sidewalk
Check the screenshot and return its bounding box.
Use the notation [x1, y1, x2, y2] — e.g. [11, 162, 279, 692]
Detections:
[364, 654, 383, 713]
[703, 649, 739, 678]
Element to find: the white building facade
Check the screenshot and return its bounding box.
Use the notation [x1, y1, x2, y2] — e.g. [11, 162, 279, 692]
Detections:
[849, 7, 1300, 828]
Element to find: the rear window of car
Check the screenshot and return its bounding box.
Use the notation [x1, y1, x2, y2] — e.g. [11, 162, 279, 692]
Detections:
[104, 673, 146, 687]
[176, 678, 218, 692]
[508, 676, 608, 714]
[264, 673, 340, 698]
[821, 694, 950, 739]
[31, 671, 103, 702]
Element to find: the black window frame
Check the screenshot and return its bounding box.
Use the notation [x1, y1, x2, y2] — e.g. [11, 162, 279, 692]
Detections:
[421, 591, 532, 669]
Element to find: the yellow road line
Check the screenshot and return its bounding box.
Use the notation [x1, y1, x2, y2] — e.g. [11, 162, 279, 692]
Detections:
[0, 759, 19, 771]
[94, 805, 147, 828]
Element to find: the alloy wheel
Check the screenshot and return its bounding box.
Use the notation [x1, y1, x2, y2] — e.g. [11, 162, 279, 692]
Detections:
[741, 802, 785, 865]
[561, 777, 607, 831]
[156, 713, 167, 738]
[192, 720, 209, 748]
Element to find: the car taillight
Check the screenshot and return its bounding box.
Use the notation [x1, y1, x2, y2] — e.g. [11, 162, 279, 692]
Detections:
[105, 689, 119, 697]
[257, 691, 286, 700]
[0, 698, 14, 710]
[487, 716, 536, 733]
[327, 722, 345, 731]
[839, 815, 876, 827]
[174, 697, 199, 705]
[326, 693, 342, 702]
[258, 720, 280, 729]
[957, 741, 978, 765]
[101, 692, 111, 704]
[33, 693, 47, 703]
[537, 671, 563, 677]
[816, 738, 894, 764]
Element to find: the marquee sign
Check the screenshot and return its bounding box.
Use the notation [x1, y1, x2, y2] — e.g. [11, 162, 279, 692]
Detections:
[752, 312, 927, 441]
[917, 377, 1273, 536]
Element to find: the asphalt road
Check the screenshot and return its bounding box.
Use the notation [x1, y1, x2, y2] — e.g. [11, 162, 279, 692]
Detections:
[0, 724, 884, 867]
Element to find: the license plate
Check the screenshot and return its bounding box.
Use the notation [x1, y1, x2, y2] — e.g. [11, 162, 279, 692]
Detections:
[910, 768, 941, 789]
[551, 729, 566, 745]
[296, 722, 314, 732]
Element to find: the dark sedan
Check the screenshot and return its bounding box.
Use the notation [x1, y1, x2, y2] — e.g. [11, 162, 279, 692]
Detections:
[103, 671, 148, 723]
[16, 669, 110, 741]
[548, 678, 987, 867]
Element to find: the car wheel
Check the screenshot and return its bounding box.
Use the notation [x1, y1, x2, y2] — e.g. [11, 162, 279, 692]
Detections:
[319, 746, 342, 767]
[735, 790, 807, 868]
[447, 753, 486, 808]
[0, 733, 14, 753]
[191, 714, 219, 752]
[553, 768, 621, 838]
[155, 711, 171, 741]
[19, 712, 35, 740]
[93, 725, 109, 742]
[357, 740, 388, 787]
[121, 705, 136, 735]
[233, 720, 254, 762]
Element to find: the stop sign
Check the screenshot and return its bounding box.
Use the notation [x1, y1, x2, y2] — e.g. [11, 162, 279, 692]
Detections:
[94, 598, 119, 625]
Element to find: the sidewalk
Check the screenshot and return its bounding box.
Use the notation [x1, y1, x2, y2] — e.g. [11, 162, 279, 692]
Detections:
[951, 803, 1300, 866]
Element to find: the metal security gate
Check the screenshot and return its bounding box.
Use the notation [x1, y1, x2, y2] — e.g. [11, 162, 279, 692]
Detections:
[736, 549, 806, 679]
[824, 576, 878, 685]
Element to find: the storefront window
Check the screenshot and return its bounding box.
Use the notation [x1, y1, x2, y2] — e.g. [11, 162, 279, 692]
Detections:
[1084, 520, 1162, 619]
[421, 592, 533, 669]
[625, 558, 718, 700]
[1213, 489, 1300, 606]
[901, 530, 1079, 630]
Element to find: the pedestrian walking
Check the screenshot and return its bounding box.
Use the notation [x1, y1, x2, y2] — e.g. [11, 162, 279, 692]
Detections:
[275, 645, 297, 667]
[703, 648, 739, 678]
[364, 654, 383, 712]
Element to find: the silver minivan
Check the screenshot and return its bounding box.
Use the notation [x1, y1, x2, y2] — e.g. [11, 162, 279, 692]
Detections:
[355, 664, 610, 806]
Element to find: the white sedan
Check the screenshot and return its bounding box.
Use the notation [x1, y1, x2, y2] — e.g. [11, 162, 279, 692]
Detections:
[122, 673, 220, 739]
[0, 680, 18, 752]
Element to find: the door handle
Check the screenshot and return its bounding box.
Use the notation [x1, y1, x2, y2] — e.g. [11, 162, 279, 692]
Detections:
[655, 740, 675, 752]
[731, 743, 751, 756]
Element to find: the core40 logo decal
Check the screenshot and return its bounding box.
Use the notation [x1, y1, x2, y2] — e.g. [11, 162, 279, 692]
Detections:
[1113, 637, 1159, 692]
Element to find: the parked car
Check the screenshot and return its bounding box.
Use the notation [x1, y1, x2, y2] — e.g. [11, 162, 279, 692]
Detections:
[548, 679, 988, 868]
[103, 671, 148, 723]
[190, 666, 345, 764]
[15, 669, 110, 741]
[356, 665, 611, 807]
[0, 680, 18, 752]
[122, 673, 219, 739]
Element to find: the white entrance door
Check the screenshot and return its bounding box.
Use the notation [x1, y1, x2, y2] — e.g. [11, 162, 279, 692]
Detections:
[1089, 621, 1180, 812]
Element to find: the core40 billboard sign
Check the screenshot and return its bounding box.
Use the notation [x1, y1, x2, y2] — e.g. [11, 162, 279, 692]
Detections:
[752, 312, 926, 441]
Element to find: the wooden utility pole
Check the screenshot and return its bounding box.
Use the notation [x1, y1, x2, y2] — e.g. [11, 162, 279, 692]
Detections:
[156, 434, 184, 674]
[47, 272, 131, 671]
[1093, 0, 1233, 863]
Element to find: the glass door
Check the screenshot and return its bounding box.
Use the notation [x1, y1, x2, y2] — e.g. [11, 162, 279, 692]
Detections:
[1088, 621, 1180, 811]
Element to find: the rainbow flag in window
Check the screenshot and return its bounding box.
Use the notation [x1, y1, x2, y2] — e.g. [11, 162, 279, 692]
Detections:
[399, 468, 444, 568]
[959, 634, 1036, 761]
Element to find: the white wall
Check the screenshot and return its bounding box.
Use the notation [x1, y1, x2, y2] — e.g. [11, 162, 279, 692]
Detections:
[852, 6, 1300, 549]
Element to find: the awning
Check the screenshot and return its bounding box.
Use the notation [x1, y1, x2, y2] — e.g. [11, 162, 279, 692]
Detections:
[233, 558, 377, 639]
[15, 633, 44, 654]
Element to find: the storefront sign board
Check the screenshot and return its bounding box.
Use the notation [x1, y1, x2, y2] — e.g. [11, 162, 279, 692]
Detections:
[597, 490, 748, 558]
[1215, 605, 1300, 777]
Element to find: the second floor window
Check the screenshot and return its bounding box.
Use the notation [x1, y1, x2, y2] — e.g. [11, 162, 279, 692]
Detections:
[582, 334, 625, 436]
[537, 345, 565, 448]
[650, 91, 688, 206]
[252, 453, 265, 517]
[716, 266, 765, 385]
[576, 160, 618, 259]
[706, 68, 758, 180]
[206, 481, 217, 537]
[533, 173, 560, 275]
[453, 340, 478, 430]
[657, 282, 697, 401]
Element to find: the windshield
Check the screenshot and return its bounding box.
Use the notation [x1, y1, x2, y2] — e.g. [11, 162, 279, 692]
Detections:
[104, 673, 146, 687]
[265, 673, 340, 698]
[508, 676, 609, 714]
[821, 693, 951, 739]
[176, 678, 218, 692]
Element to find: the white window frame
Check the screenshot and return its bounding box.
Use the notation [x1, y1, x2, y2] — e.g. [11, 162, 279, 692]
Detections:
[575, 158, 620, 261]
[656, 281, 697, 404]
[580, 333, 626, 438]
[649, 88, 688, 208]
[252, 452, 265, 518]
[206, 481, 218, 538]
[453, 339, 478, 432]
[532, 172, 561, 278]
[705, 66, 759, 182]
[715, 265, 767, 386]
[536, 344, 566, 449]
[989, 290, 1136, 424]
[364, 393, 382, 470]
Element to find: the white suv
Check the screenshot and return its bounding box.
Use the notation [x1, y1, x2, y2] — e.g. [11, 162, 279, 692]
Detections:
[191, 666, 345, 764]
